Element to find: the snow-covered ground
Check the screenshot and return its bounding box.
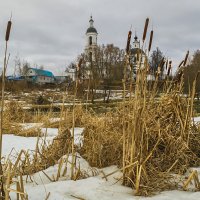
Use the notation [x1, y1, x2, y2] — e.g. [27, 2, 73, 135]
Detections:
[194, 116, 200, 123]
[17, 180, 200, 200]
[9, 161, 200, 200]
[2, 126, 84, 161]
[2, 118, 200, 199]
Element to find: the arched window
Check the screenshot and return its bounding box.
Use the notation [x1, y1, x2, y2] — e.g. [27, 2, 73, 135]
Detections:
[89, 52, 92, 61]
[89, 36, 92, 45]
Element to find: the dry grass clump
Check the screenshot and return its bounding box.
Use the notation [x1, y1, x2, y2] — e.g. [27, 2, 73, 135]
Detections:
[17, 127, 42, 137]
[3, 123, 42, 137]
[2, 101, 34, 135]
[4, 101, 32, 123]
[81, 79, 200, 195]
[3, 123, 22, 135]
[43, 105, 88, 129]
[2, 101, 44, 136]
[9, 128, 72, 176]
[81, 112, 123, 167]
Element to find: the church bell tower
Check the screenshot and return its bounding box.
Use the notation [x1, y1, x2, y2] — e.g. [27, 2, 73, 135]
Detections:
[85, 16, 98, 61]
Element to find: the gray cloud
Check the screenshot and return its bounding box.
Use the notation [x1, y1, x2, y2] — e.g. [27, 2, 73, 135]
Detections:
[0, 0, 199, 75]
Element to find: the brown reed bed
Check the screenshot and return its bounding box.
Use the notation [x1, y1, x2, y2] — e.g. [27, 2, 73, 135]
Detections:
[4, 100, 34, 124]
[42, 105, 86, 129]
[81, 78, 200, 195]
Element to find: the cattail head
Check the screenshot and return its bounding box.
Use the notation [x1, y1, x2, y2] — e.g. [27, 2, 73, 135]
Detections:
[183, 50, 189, 66]
[167, 61, 172, 76]
[167, 66, 171, 76]
[148, 30, 153, 52]
[143, 18, 149, 42]
[5, 20, 12, 41]
[126, 31, 132, 54]
[165, 59, 168, 70]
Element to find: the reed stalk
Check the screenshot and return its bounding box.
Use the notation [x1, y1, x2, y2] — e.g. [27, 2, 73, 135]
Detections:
[183, 50, 189, 66]
[71, 58, 82, 180]
[122, 30, 132, 184]
[0, 19, 12, 200]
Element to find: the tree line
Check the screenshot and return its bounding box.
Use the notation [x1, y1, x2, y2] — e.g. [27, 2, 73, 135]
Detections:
[67, 44, 200, 99]
[183, 50, 200, 95]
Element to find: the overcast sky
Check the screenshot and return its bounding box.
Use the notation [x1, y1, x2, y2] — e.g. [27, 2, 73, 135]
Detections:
[0, 0, 199, 75]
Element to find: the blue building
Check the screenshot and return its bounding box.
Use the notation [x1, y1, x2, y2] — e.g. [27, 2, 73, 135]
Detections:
[7, 75, 25, 81]
[26, 68, 55, 84]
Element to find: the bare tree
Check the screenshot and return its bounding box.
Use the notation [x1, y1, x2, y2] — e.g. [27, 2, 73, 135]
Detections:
[150, 47, 165, 78]
[16, 58, 30, 76]
[71, 44, 125, 102]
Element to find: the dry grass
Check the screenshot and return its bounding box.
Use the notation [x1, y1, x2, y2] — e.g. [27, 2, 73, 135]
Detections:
[20, 128, 72, 175]
[81, 73, 200, 195]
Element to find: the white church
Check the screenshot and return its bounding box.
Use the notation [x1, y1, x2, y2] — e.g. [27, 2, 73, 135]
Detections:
[67, 16, 147, 81]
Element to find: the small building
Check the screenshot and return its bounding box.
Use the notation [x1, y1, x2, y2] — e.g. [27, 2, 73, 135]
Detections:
[65, 68, 76, 81]
[54, 76, 68, 84]
[25, 68, 55, 84]
[7, 75, 25, 81]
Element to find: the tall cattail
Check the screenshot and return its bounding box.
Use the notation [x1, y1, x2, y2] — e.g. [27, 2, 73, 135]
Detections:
[126, 31, 132, 54]
[142, 18, 149, 42]
[5, 20, 12, 41]
[167, 61, 172, 76]
[148, 30, 153, 52]
[165, 59, 168, 70]
[1, 18, 12, 198]
[183, 50, 189, 66]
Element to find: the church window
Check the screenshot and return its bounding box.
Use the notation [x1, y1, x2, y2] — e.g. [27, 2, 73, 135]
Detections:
[89, 36, 92, 45]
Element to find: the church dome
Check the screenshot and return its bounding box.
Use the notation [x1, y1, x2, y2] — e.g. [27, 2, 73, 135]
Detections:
[86, 16, 98, 34]
[86, 27, 97, 34]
